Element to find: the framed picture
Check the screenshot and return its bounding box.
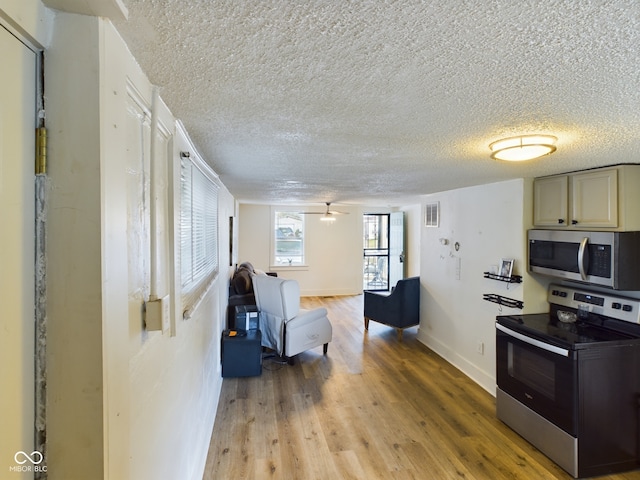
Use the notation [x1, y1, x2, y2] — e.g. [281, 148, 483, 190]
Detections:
[229, 216, 237, 266]
[500, 259, 514, 278]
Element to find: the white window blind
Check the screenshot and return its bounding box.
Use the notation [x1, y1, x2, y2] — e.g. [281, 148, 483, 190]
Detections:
[180, 154, 219, 318]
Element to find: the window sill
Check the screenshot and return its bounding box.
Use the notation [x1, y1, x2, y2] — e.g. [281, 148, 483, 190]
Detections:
[269, 265, 309, 272]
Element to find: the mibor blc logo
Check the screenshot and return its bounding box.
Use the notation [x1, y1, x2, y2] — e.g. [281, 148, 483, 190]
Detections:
[10, 451, 47, 473]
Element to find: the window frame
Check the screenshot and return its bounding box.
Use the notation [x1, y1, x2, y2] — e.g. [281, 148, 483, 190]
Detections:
[271, 208, 306, 268]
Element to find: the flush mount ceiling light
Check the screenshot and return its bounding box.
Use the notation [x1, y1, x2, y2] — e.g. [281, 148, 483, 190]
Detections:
[489, 134, 557, 161]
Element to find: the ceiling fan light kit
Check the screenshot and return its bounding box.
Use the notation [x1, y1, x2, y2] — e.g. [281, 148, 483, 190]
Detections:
[299, 202, 349, 221]
[489, 134, 557, 162]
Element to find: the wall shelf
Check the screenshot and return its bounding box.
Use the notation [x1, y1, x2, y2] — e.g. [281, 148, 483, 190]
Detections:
[483, 272, 522, 283]
[482, 294, 523, 310]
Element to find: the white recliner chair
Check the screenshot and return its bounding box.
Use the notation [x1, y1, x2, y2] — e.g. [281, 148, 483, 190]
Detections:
[252, 274, 332, 360]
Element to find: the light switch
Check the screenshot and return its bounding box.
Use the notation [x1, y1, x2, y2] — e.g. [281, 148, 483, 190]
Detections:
[146, 296, 170, 333]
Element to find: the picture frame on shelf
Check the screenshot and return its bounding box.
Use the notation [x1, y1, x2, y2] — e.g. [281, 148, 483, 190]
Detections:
[499, 258, 514, 279]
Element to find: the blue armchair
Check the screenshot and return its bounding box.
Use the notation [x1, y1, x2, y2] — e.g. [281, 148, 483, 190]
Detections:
[364, 276, 420, 340]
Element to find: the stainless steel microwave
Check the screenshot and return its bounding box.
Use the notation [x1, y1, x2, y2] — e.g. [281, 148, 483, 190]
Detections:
[528, 229, 640, 290]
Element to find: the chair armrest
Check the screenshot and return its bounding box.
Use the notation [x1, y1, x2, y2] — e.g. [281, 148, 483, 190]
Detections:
[284, 308, 332, 357]
[364, 290, 391, 300]
[364, 290, 403, 318]
[285, 308, 328, 329]
[364, 289, 396, 306]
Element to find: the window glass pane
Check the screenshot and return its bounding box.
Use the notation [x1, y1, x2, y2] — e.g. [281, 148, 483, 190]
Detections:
[363, 214, 388, 249]
[363, 214, 389, 291]
[274, 211, 304, 265]
[363, 255, 388, 289]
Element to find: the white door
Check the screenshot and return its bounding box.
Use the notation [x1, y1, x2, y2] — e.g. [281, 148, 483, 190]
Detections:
[0, 25, 37, 477]
[388, 211, 405, 287]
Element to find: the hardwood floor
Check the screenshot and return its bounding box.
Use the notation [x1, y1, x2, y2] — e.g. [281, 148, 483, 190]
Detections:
[203, 295, 640, 479]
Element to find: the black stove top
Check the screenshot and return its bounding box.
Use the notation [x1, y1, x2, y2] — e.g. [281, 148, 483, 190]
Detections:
[497, 284, 640, 350]
[497, 312, 640, 350]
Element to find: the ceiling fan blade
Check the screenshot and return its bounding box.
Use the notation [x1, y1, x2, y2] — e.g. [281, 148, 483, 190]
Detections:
[297, 203, 349, 215]
[298, 210, 349, 215]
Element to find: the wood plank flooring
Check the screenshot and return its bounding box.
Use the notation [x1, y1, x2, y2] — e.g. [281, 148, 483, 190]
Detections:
[203, 295, 640, 479]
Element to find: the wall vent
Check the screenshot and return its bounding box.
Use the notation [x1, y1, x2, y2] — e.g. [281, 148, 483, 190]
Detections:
[424, 202, 439, 227]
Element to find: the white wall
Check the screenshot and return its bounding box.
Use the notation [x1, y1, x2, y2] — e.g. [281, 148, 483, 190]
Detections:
[418, 179, 548, 394]
[237, 203, 422, 296]
[238, 203, 364, 296]
[44, 12, 228, 480]
[237, 203, 271, 272]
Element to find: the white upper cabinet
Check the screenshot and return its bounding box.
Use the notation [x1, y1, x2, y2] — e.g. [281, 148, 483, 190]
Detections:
[571, 169, 618, 228]
[533, 175, 569, 227]
[533, 165, 640, 231]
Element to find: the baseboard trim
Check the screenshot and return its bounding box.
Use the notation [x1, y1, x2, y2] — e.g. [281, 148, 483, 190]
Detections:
[416, 328, 496, 397]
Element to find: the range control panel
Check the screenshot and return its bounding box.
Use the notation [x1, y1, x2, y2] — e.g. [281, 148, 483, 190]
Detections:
[548, 284, 640, 324]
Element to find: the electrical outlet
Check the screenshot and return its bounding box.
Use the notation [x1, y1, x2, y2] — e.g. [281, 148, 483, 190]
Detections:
[476, 340, 484, 355]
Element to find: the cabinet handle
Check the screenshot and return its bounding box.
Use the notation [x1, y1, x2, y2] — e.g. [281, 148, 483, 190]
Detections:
[572, 220, 578, 225]
[558, 219, 565, 224]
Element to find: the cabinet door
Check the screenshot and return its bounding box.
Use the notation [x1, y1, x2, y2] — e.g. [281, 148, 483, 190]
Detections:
[571, 169, 618, 228]
[534, 175, 569, 226]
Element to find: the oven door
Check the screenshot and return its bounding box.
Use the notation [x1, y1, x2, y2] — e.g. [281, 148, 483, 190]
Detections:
[496, 323, 577, 435]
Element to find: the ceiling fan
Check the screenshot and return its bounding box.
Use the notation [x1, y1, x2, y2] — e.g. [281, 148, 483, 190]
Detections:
[299, 202, 349, 221]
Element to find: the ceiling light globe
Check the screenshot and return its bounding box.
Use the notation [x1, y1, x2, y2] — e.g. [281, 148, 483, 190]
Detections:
[489, 134, 557, 162]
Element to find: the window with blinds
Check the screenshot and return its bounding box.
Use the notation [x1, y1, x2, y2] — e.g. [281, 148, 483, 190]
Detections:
[180, 154, 219, 318]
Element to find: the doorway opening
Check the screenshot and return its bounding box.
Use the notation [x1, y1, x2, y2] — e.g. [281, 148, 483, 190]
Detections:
[363, 214, 389, 291]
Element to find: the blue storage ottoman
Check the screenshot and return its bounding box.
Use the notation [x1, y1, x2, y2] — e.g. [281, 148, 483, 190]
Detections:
[221, 329, 262, 377]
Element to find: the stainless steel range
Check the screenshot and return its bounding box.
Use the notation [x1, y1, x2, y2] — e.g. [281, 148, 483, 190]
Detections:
[496, 284, 640, 478]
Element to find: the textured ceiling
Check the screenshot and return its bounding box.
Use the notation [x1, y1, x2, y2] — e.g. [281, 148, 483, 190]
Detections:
[109, 0, 640, 206]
